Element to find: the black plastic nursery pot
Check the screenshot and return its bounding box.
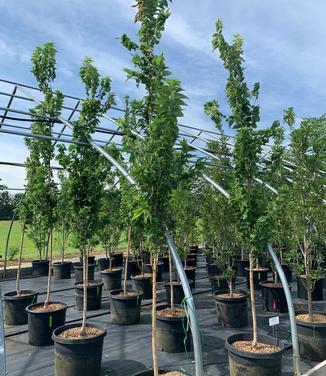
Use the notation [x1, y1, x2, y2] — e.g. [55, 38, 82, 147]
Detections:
[32, 259, 49, 277]
[184, 266, 196, 288]
[296, 311, 326, 361]
[156, 305, 191, 353]
[97, 257, 117, 271]
[75, 281, 103, 311]
[258, 256, 272, 271]
[190, 245, 199, 253]
[207, 262, 221, 277]
[235, 259, 249, 277]
[126, 259, 141, 279]
[131, 273, 152, 299]
[26, 302, 67, 346]
[144, 261, 163, 282]
[187, 253, 197, 266]
[164, 280, 194, 305]
[4, 290, 38, 325]
[112, 252, 123, 267]
[100, 267, 122, 291]
[53, 262, 72, 279]
[79, 255, 95, 265]
[52, 323, 107, 376]
[245, 267, 268, 290]
[159, 255, 169, 272]
[186, 257, 196, 267]
[297, 276, 324, 301]
[110, 289, 143, 325]
[259, 282, 289, 313]
[73, 263, 95, 284]
[280, 264, 292, 283]
[225, 333, 284, 376]
[214, 290, 248, 328]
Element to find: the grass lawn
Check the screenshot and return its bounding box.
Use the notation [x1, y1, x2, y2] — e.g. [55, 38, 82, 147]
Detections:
[0, 220, 127, 262]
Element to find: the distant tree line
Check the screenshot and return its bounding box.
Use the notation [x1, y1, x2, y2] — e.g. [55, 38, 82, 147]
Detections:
[0, 191, 23, 220]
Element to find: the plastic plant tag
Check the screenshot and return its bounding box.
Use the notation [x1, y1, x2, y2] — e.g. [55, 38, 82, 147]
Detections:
[269, 316, 279, 326]
[49, 316, 53, 328]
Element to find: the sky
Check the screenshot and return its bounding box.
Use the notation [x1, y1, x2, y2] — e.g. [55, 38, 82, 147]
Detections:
[0, 0, 326, 189]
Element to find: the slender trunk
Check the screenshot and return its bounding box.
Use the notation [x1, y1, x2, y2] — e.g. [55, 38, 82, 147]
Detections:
[44, 229, 53, 308]
[307, 287, 313, 322]
[151, 255, 158, 376]
[229, 278, 233, 297]
[274, 269, 278, 284]
[61, 225, 65, 264]
[241, 248, 244, 261]
[16, 220, 26, 295]
[108, 246, 112, 271]
[168, 250, 174, 311]
[123, 226, 131, 294]
[249, 252, 258, 346]
[184, 257, 187, 269]
[81, 245, 89, 334]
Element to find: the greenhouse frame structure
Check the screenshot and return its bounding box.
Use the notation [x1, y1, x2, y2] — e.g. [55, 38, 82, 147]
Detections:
[0, 76, 314, 375]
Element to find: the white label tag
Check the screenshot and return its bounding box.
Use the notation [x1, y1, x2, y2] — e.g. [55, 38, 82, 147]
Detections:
[269, 316, 280, 326]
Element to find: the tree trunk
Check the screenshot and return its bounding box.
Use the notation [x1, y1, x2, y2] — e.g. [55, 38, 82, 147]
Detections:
[151, 255, 158, 376]
[123, 226, 132, 295]
[61, 225, 65, 264]
[44, 228, 53, 308]
[81, 245, 89, 335]
[249, 252, 258, 346]
[168, 250, 174, 311]
[16, 220, 26, 296]
[307, 283, 313, 322]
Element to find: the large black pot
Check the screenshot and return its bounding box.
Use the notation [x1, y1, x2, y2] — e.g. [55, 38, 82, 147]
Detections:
[245, 267, 268, 290]
[144, 262, 163, 282]
[214, 290, 247, 328]
[187, 253, 197, 266]
[280, 264, 292, 283]
[296, 311, 326, 361]
[184, 267, 196, 288]
[235, 259, 249, 277]
[164, 280, 193, 306]
[53, 262, 72, 279]
[32, 259, 49, 277]
[26, 302, 67, 346]
[156, 305, 191, 353]
[4, 290, 38, 325]
[226, 333, 284, 376]
[110, 289, 143, 325]
[98, 257, 117, 271]
[100, 268, 122, 291]
[131, 274, 152, 299]
[79, 255, 95, 265]
[75, 282, 103, 311]
[73, 263, 95, 284]
[112, 252, 123, 267]
[260, 282, 289, 313]
[52, 323, 107, 376]
[186, 257, 196, 267]
[190, 245, 199, 253]
[297, 276, 324, 301]
[159, 255, 169, 272]
[126, 259, 141, 280]
[207, 262, 222, 277]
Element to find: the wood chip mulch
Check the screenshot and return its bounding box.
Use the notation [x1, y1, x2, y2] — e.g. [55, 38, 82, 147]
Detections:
[232, 340, 280, 353]
[296, 314, 326, 323]
[58, 327, 103, 340]
[157, 307, 186, 318]
[29, 303, 65, 313]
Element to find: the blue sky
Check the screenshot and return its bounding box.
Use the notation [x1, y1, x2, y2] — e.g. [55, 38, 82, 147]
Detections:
[1, 0, 326, 188]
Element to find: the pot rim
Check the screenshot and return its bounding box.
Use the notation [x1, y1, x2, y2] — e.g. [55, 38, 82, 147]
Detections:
[75, 281, 103, 289]
[110, 289, 143, 300]
[73, 263, 95, 269]
[213, 289, 247, 302]
[295, 310, 326, 327]
[164, 279, 193, 287]
[244, 267, 269, 272]
[4, 290, 38, 300]
[100, 267, 123, 274]
[259, 281, 291, 289]
[226, 333, 284, 359]
[52, 323, 107, 345]
[26, 301, 68, 315]
[52, 261, 72, 266]
[131, 273, 152, 280]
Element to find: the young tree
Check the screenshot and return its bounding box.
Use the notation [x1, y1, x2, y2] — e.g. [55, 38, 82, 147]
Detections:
[212, 21, 275, 347]
[120, 1, 188, 373]
[25, 43, 63, 308]
[58, 57, 115, 334]
[283, 109, 326, 322]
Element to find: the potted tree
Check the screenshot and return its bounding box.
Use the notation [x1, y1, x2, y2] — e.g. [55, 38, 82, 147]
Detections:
[201, 100, 247, 328]
[119, 0, 188, 373]
[99, 145, 125, 291]
[25, 43, 68, 346]
[52, 56, 114, 375]
[52, 170, 72, 279]
[4, 200, 38, 325]
[211, 21, 284, 375]
[283, 109, 326, 361]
